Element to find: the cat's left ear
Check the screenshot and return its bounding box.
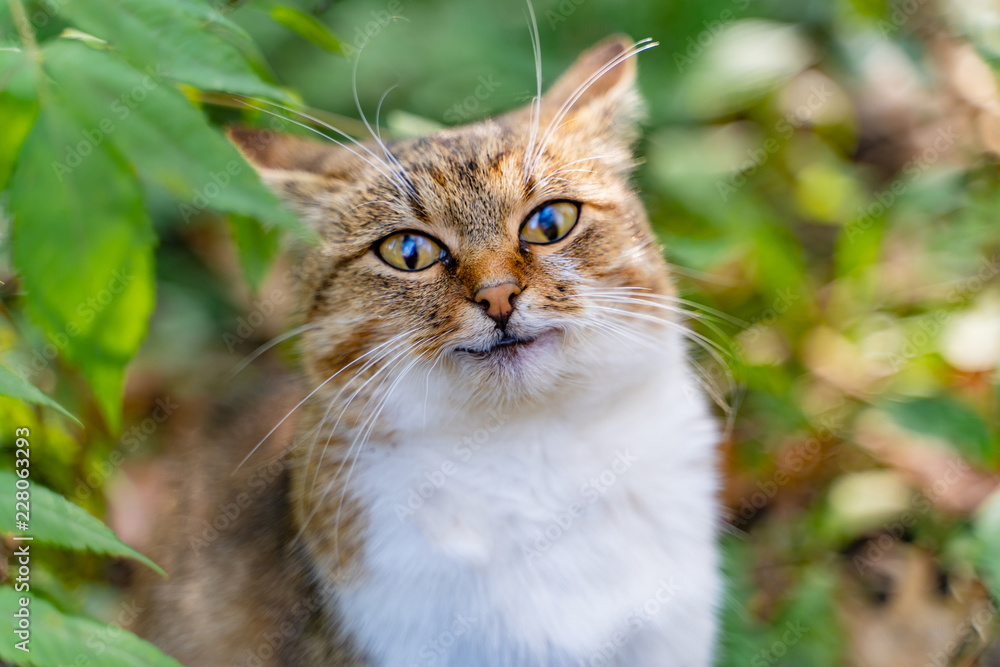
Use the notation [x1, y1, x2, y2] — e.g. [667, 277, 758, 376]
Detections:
[538, 34, 645, 146]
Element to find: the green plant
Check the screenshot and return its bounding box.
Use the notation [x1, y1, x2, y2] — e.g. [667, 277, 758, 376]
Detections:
[0, 0, 344, 663]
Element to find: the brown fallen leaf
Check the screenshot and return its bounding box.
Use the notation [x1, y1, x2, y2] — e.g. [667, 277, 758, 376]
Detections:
[854, 410, 999, 515]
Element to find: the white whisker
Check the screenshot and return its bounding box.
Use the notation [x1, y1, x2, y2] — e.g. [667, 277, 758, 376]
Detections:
[224, 323, 316, 380]
[238, 99, 407, 196]
[234, 364, 344, 474]
[329, 347, 427, 558]
[304, 328, 421, 498]
[351, 46, 418, 200]
[294, 340, 418, 542]
[522, 0, 543, 181]
[374, 84, 399, 147]
[526, 39, 658, 179]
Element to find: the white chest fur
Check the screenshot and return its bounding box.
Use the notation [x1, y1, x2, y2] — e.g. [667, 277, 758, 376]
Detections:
[330, 339, 721, 667]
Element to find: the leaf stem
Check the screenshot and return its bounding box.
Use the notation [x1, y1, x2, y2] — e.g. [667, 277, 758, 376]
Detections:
[6, 0, 50, 104]
[7, 0, 42, 65]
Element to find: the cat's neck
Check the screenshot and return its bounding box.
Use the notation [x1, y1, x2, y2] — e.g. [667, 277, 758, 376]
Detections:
[370, 329, 691, 444]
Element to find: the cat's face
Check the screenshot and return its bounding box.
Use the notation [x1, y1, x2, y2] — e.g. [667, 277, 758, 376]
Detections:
[232, 36, 673, 404]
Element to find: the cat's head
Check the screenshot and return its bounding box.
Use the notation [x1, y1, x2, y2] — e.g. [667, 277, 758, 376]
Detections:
[231, 36, 675, 406]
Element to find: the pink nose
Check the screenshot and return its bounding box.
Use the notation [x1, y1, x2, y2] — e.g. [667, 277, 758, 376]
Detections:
[474, 282, 522, 328]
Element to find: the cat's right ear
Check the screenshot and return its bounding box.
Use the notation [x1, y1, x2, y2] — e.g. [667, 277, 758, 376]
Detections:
[227, 127, 349, 175]
[227, 127, 354, 223]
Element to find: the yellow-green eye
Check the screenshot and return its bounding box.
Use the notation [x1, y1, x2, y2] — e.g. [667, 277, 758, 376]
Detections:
[520, 201, 579, 245]
[377, 231, 444, 271]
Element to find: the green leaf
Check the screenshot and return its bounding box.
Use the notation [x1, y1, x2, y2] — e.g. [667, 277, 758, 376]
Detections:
[0, 587, 181, 666]
[229, 214, 282, 293]
[0, 365, 80, 425]
[678, 21, 816, 118]
[0, 470, 163, 575]
[883, 396, 996, 467]
[769, 565, 845, 667]
[974, 491, 1000, 603]
[0, 50, 38, 193]
[269, 5, 347, 55]
[0, 48, 37, 101]
[0, 93, 37, 193]
[10, 103, 156, 431]
[43, 41, 310, 239]
[715, 536, 768, 666]
[57, 0, 291, 101]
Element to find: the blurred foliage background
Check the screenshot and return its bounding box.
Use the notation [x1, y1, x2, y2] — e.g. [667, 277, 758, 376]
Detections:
[2, 0, 1000, 665]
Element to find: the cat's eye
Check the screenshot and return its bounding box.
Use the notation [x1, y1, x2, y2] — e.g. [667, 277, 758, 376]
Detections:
[376, 231, 445, 271]
[519, 201, 579, 245]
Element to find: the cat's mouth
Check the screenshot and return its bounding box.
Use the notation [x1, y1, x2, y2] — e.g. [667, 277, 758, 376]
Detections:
[456, 335, 536, 359]
[454, 330, 558, 360]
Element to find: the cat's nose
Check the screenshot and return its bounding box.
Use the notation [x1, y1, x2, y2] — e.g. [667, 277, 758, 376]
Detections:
[474, 282, 523, 329]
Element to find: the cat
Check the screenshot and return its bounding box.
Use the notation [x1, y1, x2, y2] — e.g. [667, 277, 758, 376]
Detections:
[133, 34, 722, 667]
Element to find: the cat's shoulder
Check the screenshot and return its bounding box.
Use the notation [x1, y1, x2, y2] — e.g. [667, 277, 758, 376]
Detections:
[131, 371, 360, 665]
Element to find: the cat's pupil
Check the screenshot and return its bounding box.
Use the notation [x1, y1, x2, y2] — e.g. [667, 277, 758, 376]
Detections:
[537, 206, 561, 241]
[401, 235, 419, 270]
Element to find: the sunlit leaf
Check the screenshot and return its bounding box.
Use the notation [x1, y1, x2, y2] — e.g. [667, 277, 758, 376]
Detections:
[43, 41, 309, 239]
[229, 214, 282, 293]
[269, 5, 347, 55]
[0, 365, 80, 425]
[10, 103, 155, 431]
[0, 470, 163, 574]
[0, 93, 36, 193]
[0, 586, 180, 666]
[58, 0, 291, 101]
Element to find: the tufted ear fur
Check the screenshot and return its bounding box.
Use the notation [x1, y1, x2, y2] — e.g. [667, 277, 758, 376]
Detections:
[227, 126, 354, 177]
[532, 34, 646, 146]
[226, 126, 363, 236]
